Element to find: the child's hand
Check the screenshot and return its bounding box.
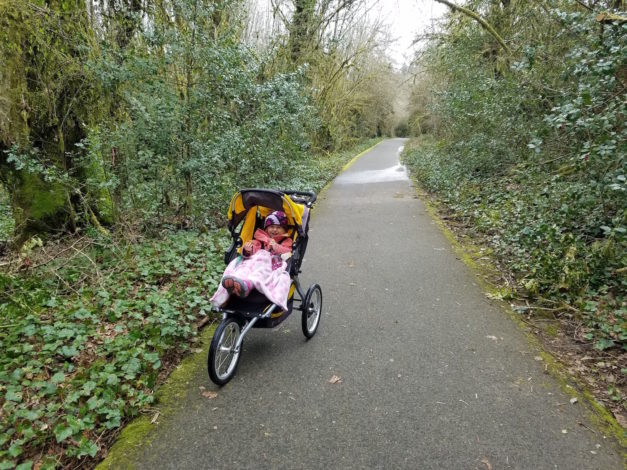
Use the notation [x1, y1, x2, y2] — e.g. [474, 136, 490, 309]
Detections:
[269, 239, 278, 250]
[243, 241, 254, 253]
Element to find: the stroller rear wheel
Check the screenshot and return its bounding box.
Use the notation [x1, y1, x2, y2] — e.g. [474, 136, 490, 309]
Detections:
[208, 318, 242, 386]
[302, 284, 322, 339]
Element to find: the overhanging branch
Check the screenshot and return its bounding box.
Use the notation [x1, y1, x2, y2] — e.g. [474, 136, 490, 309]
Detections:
[433, 0, 512, 55]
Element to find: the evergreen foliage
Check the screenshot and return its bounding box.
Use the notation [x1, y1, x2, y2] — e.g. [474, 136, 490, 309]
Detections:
[403, 0, 626, 351]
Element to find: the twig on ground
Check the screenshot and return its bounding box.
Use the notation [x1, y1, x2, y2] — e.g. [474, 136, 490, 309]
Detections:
[197, 316, 213, 329]
[70, 245, 100, 277]
[51, 269, 80, 295]
[31, 236, 87, 270]
[577, 421, 597, 433]
[4, 292, 37, 315]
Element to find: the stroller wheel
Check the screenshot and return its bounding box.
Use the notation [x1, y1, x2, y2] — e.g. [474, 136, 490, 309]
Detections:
[302, 284, 322, 339]
[208, 318, 242, 386]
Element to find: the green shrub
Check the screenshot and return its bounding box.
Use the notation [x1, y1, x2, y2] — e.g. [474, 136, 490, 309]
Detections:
[403, 4, 626, 350]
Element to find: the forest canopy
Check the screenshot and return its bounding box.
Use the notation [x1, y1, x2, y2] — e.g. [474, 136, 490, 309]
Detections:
[0, 0, 400, 243]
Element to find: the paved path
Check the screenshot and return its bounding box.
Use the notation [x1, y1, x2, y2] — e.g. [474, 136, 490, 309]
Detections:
[119, 139, 622, 469]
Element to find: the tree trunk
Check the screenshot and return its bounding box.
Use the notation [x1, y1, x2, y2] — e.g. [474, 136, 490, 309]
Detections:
[289, 0, 316, 63]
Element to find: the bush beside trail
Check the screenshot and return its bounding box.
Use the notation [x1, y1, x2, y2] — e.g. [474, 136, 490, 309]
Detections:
[403, 137, 625, 352]
[401, 1, 625, 420]
[403, 3, 625, 353]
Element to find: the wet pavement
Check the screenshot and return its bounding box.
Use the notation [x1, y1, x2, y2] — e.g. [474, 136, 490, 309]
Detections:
[100, 139, 623, 470]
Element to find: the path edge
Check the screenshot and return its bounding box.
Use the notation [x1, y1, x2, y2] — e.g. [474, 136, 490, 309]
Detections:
[96, 325, 216, 469]
[318, 140, 384, 195]
[408, 180, 626, 451]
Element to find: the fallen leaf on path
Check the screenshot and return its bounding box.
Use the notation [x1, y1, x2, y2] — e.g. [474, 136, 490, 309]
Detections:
[329, 375, 342, 384]
[562, 429, 568, 434]
[151, 411, 160, 424]
[202, 391, 218, 399]
[480, 457, 493, 470]
[485, 335, 498, 341]
[570, 397, 578, 404]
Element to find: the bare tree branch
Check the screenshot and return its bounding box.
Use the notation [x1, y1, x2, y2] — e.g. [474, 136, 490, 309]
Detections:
[432, 0, 512, 55]
[573, 0, 593, 11]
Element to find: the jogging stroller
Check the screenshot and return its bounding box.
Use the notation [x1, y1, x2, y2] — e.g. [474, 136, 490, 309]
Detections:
[208, 189, 322, 385]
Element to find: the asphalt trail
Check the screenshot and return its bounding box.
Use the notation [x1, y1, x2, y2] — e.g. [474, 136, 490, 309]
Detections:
[121, 139, 622, 469]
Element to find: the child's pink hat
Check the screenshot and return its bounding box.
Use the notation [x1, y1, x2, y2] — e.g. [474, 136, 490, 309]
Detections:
[265, 211, 287, 228]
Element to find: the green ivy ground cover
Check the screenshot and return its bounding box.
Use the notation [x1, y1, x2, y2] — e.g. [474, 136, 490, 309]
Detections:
[0, 138, 381, 469]
[0, 231, 226, 469]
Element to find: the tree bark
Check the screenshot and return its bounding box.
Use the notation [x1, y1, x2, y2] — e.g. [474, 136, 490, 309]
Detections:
[289, 0, 317, 63]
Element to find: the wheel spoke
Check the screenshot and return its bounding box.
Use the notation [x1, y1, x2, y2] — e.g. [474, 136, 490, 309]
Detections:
[303, 286, 321, 336]
[212, 322, 241, 380]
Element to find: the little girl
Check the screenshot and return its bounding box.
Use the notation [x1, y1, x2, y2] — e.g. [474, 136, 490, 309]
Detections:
[211, 211, 293, 311]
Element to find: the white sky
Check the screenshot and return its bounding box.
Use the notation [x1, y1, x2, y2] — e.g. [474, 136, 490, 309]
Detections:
[381, 0, 448, 67]
[247, 0, 448, 68]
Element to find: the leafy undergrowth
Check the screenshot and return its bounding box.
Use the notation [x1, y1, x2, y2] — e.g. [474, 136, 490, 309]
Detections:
[0, 230, 227, 469]
[0, 139, 381, 469]
[402, 138, 626, 424]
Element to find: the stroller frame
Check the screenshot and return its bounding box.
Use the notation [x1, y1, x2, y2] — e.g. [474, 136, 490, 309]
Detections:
[208, 189, 322, 386]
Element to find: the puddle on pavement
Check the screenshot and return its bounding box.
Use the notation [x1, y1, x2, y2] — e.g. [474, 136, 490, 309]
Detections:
[336, 164, 409, 185]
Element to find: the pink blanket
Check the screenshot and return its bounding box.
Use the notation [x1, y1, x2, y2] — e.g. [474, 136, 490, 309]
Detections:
[211, 249, 291, 311]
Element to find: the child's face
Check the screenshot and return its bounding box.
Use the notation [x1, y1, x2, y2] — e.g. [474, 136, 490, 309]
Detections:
[266, 224, 287, 237]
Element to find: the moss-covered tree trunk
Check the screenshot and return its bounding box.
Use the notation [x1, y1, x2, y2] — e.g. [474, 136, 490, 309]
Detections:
[0, 0, 115, 241]
[289, 0, 317, 64]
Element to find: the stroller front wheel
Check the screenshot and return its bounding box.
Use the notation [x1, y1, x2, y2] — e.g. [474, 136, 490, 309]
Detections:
[208, 318, 242, 386]
[302, 284, 322, 339]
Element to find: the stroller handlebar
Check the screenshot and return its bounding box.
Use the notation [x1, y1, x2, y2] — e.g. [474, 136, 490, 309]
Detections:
[284, 190, 317, 207]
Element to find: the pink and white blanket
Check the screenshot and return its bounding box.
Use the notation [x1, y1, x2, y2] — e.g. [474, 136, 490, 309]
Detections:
[210, 249, 291, 311]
